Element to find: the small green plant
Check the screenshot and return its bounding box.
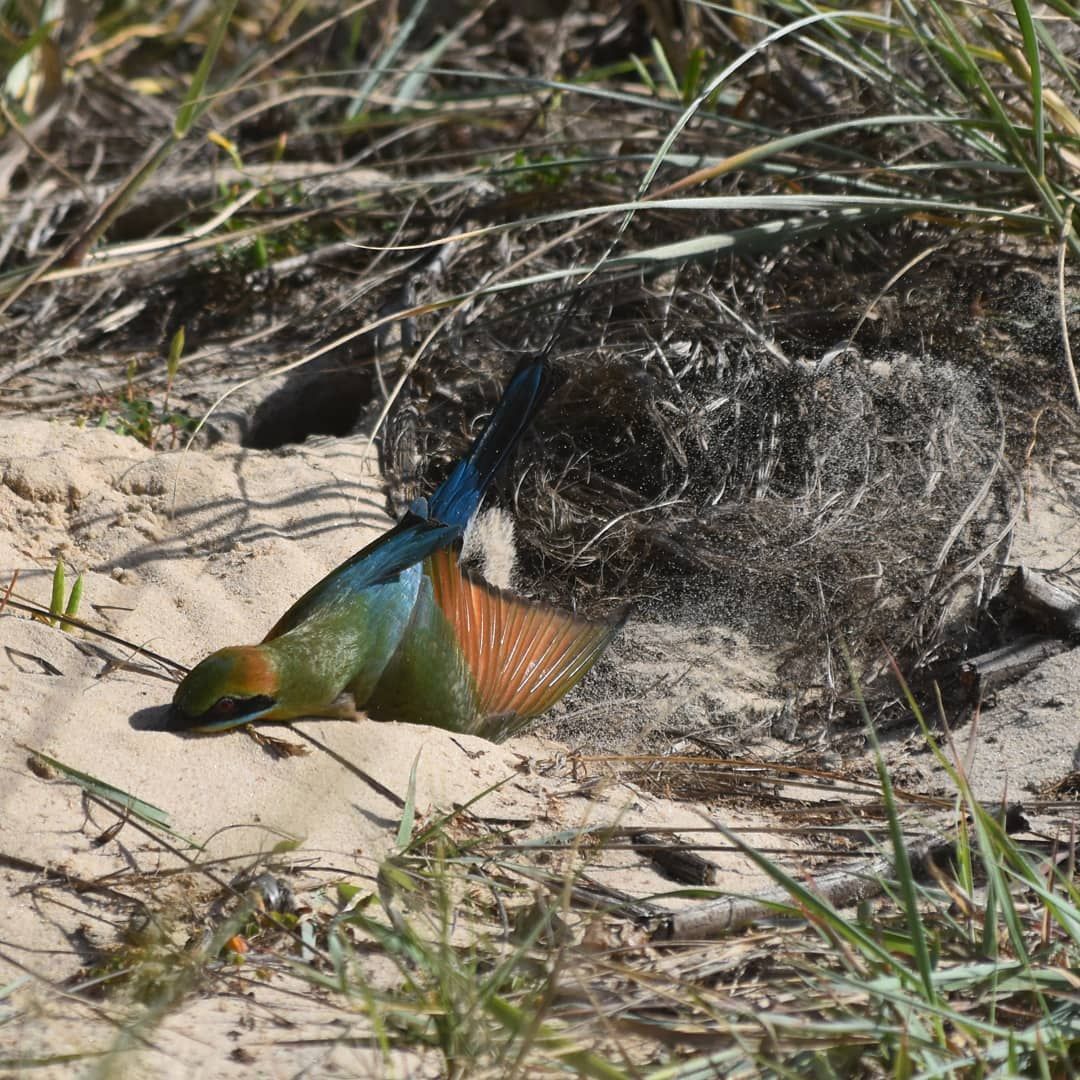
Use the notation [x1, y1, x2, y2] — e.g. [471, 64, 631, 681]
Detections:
[210, 175, 337, 272]
[631, 37, 710, 104]
[498, 149, 574, 194]
[95, 398, 198, 447]
[92, 326, 198, 448]
[47, 560, 83, 631]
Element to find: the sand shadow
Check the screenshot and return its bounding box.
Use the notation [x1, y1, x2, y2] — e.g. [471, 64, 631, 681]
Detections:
[129, 703, 181, 732]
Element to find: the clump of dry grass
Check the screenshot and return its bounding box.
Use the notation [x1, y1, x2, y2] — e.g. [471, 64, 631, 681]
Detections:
[382, 269, 1008, 708]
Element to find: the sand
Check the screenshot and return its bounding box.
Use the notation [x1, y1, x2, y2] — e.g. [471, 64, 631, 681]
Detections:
[1, 418, 1077, 1076]
[0, 418, 787, 1077]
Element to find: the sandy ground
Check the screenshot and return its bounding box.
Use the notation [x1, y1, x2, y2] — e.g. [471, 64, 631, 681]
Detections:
[1, 417, 1077, 1076]
[963, 465, 1080, 799]
[0, 418, 796, 1077]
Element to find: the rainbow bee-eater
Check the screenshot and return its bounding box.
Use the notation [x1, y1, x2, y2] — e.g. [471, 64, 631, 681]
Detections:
[167, 361, 623, 740]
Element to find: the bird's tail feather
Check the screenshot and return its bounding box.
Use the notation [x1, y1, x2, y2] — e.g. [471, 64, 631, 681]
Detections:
[427, 360, 554, 528]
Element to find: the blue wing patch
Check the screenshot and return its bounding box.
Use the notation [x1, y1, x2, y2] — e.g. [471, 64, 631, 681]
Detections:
[263, 513, 461, 641]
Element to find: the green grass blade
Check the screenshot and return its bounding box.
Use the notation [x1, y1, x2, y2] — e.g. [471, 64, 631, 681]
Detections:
[1011, 0, 1046, 180]
[396, 18, 473, 109]
[846, 654, 938, 1007]
[22, 745, 176, 833]
[396, 749, 421, 850]
[886, 665, 1044, 989]
[174, 0, 239, 136]
[633, 7, 894, 205]
[1037, 0, 1080, 14]
[60, 572, 83, 632]
[706, 817, 906, 976]
[347, 0, 429, 119]
[485, 993, 630, 1080]
[651, 38, 680, 98]
[48, 561, 64, 627]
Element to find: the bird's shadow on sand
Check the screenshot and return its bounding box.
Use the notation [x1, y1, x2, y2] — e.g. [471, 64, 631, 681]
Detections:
[129, 703, 184, 733]
[127, 706, 394, 770]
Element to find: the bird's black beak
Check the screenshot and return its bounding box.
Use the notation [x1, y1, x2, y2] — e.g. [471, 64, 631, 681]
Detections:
[164, 693, 279, 733]
[164, 701, 195, 732]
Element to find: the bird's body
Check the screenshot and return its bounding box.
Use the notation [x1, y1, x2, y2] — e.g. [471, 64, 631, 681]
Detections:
[169, 362, 622, 740]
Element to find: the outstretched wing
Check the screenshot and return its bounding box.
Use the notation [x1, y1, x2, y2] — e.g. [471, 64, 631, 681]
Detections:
[263, 513, 461, 641]
[425, 548, 624, 729]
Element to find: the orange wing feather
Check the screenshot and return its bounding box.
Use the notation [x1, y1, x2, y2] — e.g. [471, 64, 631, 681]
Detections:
[425, 549, 622, 727]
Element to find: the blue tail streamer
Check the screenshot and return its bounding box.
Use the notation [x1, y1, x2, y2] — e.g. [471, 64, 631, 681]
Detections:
[427, 361, 553, 528]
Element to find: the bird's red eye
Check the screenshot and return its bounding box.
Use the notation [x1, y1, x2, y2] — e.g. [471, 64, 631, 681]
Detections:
[215, 697, 238, 714]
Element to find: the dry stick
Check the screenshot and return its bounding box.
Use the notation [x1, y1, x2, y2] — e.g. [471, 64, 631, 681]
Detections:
[0, 850, 145, 908]
[20, 134, 648, 297]
[650, 827, 960, 942]
[959, 634, 1069, 694]
[77, 185, 262, 262]
[0, 594, 188, 677]
[0, 177, 285, 324]
[0, 568, 18, 616]
[1005, 565, 1080, 640]
[58, 135, 180, 270]
[630, 832, 719, 885]
[13, 172, 510, 291]
[6, 187, 330, 291]
[289, 727, 406, 809]
[0, 98, 90, 199]
[650, 799, 1035, 942]
[579, 753, 950, 807]
[949, 563, 1080, 693]
[0, 944, 161, 1051]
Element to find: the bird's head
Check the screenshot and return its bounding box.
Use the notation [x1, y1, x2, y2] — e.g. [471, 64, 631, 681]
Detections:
[168, 646, 282, 733]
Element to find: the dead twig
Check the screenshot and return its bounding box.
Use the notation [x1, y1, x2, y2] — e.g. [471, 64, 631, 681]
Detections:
[1005, 565, 1080, 640]
[959, 634, 1070, 695]
[651, 804, 1031, 941]
[631, 832, 719, 885]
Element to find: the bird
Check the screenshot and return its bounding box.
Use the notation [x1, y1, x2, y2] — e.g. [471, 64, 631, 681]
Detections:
[167, 360, 624, 741]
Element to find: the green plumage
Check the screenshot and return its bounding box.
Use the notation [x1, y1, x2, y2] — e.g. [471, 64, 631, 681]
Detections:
[363, 572, 481, 730]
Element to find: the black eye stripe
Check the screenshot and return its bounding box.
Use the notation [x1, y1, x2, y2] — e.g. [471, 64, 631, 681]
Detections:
[205, 695, 276, 722]
[168, 693, 277, 733]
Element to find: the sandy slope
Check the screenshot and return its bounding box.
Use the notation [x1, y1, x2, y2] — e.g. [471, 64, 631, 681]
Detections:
[0, 418, 787, 1077]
